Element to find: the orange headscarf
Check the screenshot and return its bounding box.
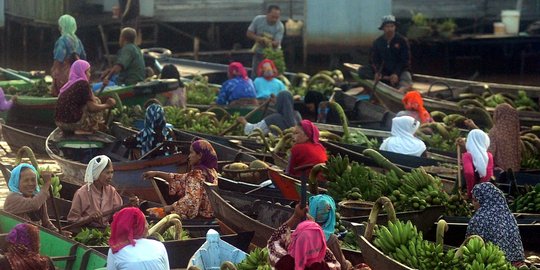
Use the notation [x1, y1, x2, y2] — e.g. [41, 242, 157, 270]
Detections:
[108, 207, 147, 253]
[402, 90, 431, 123]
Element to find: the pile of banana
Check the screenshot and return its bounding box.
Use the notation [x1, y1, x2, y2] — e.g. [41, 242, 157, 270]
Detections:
[445, 193, 473, 217]
[37, 166, 62, 198]
[185, 74, 219, 105]
[456, 236, 516, 270]
[247, 126, 295, 154]
[235, 247, 271, 270]
[520, 130, 540, 169]
[279, 69, 344, 97]
[392, 168, 449, 212]
[416, 114, 463, 152]
[111, 104, 145, 127]
[164, 106, 242, 136]
[511, 184, 540, 213]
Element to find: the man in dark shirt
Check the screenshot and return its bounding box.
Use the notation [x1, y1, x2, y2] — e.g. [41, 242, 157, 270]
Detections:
[360, 15, 412, 92]
[101, 27, 145, 86]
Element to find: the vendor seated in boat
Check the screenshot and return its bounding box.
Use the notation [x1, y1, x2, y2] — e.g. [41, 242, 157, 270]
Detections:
[396, 90, 432, 124]
[101, 27, 145, 87]
[286, 120, 328, 177]
[457, 129, 494, 198]
[4, 164, 59, 231]
[254, 59, 287, 100]
[55, 60, 117, 135]
[215, 62, 258, 106]
[300, 90, 327, 122]
[237, 91, 300, 135]
[159, 64, 186, 108]
[267, 204, 341, 270]
[379, 115, 427, 157]
[467, 183, 525, 267]
[67, 155, 128, 228]
[0, 223, 56, 270]
[143, 139, 218, 219]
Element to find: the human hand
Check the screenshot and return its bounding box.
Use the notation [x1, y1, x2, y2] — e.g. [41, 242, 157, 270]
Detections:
[390, 74, 399, 85]
[105, 97, 116, 108]
[91, 211, 103, 221]
[129, 196, 140, 207]
[237, 117, 247, 125]
[293, 204, 308, 220]
[164, 205, 174, 213]
[41, 171, 53, 187]
[455, 137, 466, 148]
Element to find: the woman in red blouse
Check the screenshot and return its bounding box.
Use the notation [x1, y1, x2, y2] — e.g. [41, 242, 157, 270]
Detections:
[287, 120, 328, 177]
[461, 129, 494, 198]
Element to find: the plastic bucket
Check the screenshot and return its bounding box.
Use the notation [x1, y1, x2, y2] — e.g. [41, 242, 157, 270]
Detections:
[501, 10, 520, 34]
[493, 22, 506, 35]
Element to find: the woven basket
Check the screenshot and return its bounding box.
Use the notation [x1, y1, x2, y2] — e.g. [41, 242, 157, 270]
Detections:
[338, 200, 375, 217]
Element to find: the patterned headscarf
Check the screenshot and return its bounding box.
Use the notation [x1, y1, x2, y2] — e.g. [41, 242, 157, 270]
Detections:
[58, 59, 90, 95]
[263, 91, 299, 131]
[309, 195, 336, 241]
[191, 139, 218, 183]
[257, 59, 278, 80]
[8, 163, 39, 195]
[84, 155, 112, 190]
[228, 62, 248, 80]
[288, 221, 327, 270]
[6, 223, 52, 270]
[402, 90, 431, 123]
[0, 87, 14, 111]
[467, 182, 524, 263]
[466, 129, 490, 178]
[136, 104, 173, 155]
[109, 207, 147, 254]
[488, 103, 521, 171]
[300, 120, 321, 145]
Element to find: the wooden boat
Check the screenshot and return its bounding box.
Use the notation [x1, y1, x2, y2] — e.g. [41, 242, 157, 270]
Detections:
[0, 210, 107, 270]
[1, 122, 55, 154]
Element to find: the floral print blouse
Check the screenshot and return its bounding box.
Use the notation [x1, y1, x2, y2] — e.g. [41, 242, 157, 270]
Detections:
[168, 169, 216, 219]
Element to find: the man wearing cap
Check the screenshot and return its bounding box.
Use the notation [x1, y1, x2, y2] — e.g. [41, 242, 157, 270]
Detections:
[360, 15, 412, 92]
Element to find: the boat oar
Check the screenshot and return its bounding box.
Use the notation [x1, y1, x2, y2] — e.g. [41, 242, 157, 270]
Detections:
[150, 177, 168, 207]
[61, 204, 127, 231]
[456, 144, 462, 192]
[218, 97, 273, 136]
[0, 67, 33, 84]
[245, 179, 273, 195]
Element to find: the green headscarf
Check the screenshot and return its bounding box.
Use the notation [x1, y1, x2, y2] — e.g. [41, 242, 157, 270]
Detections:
[308, 194, 336, 241]
[58, 14, 78, 41]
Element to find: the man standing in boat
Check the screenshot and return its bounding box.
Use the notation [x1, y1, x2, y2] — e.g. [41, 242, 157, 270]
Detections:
[246, 5, 284, 79]
[359, 15, 412, 92]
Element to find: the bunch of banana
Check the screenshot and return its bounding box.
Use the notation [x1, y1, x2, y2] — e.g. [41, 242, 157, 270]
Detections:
[445, 193, 473, 217]
[417, 242, 461, 270]
[37, 166, 62, 198]
[456, 235, 514, 270]
[520, 133, 540, 161]
[416, 122, 462, 152]
[185, 74, 219, 105]
[323, 154, 350, 181]
[340, 230, 360, 250]
[247, 126, 295, 154]
[373, 220, 421, 255]
[398, 168, 443, 196]
[511, 184, 540, 213]
[326, 161, 368, 201]
[235, 247, 271, 270]
[164, 106, 242, 136]
[111, 104, 145, 127]
[334, 212, 348, 235]
[515, 90, 539, 111]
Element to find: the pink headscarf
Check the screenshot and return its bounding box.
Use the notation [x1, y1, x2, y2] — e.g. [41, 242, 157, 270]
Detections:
[0, 87, 13, 111]
[108, 207, 147, 254]
[228, 62, 248, 80]
[59, 60, 91, 95]
[300, 120, 321, 145]
[288, 220, 327, 270]
[257, 59, 278, 80]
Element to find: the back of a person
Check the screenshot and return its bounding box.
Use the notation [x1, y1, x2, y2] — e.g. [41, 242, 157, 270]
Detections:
[55, 80, 91, 123]
[117, 43, 145, 85]
[107, 238, 168, 270]
[226, 77, 257, 103]
[290, 142, 327, 177]
[254, 77, 285, 99]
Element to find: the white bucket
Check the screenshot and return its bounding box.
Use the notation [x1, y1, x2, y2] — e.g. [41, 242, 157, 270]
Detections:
[493, 22, 506, 35]
[501, 10, 520, 34]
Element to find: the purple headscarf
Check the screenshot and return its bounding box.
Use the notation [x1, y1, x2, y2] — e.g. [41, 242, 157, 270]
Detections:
[7, 223, 39, 252]
[191, 139, 218, 183]
[0, 87, 14, 111]
[59, 59, 90, 95]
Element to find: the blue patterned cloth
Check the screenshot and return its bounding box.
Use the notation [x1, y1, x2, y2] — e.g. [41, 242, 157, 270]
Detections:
[466, 182, 525, 263]
[215, 76, 257, 105]
[136, 104, 173, 155]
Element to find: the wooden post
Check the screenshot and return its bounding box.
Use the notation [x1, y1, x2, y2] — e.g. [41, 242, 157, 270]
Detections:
[23, 24, 28, 70]
[193, 37, 200, 61]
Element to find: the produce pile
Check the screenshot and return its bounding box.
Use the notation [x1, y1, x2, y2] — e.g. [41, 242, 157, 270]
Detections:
[75, 227, 111, 246]
[279, 70, 344, 97]
[327, 101, 379, 148]
[111, 104, 145, 127]
[373, 220, 516, 270]
[235, 247, 271, 270]
[418, 111, 464, 152]
[520, 129, 540, 169]
[185, 74, 219, 105]
[457, 90, 539, 112]
[511, 184, 540, 213]
[164, 106, 243, 136]
[4, 80, 51, 97]
[247, 126, 295, 154]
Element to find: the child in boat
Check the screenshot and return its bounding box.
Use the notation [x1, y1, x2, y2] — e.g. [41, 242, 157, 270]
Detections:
[467, 182, 525, 267]
[457, 129, 494, 198]
[67, 155, 123, 228]
[107, 207, 170, 270]
[4, 164, 58, 231]
[54, 60, 116, 135]
[286, 120, 328, 177]
[216, 62, 258, 106]
[253, 59, 287, 100]
[0, 223, 55, 270]
[143, 139, 218, 219]
[396, 90, 432, 124]
[379, 115, 426, 157]
[267, 204, 340, 270]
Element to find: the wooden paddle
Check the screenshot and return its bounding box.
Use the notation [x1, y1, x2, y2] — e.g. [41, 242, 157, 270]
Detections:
[48, 186, 63, 234]
[150, 177, 168, 207]
[0, 67, 33, 83]
[457, 144, 462, 192]
[218, 97, 273, 136]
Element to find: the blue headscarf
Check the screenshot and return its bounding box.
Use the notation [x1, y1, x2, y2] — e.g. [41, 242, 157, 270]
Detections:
[309, 194, 336, 241]
[136, 104, 173, 155]
[8, 163, 40, 195]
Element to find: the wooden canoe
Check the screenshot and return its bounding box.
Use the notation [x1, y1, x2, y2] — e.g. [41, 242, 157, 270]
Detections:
[358, 235, 414, 270]
[1, 122, 55, 154]
[0, 210, 108, 270]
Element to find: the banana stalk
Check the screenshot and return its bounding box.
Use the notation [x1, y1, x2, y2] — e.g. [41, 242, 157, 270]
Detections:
[364, 196, 396, 241]
[436, 219, 448, 246]
[455, 235, 484, 258]
[328, 101, 349, 140]
[308, 163, 327, 194]
[15, 146, 40, 169]
[148, 214, 183, 239]
[220, 261, 237, 270]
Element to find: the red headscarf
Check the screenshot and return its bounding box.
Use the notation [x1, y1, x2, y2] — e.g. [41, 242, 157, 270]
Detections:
[288, 221, 327, 270]
[109, 207, 147, 254]
[257, 59, 278, 80]
[5, 223, 52, 270]
[228, 62, 248, 80]
[300, 120, 321, 145]
[402, 90, 431, 123]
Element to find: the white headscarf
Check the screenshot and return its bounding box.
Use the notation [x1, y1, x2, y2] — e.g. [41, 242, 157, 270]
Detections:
[466, 129, 490, 178]
[380, 116, 426, 157]
[85, 155, 112, 190]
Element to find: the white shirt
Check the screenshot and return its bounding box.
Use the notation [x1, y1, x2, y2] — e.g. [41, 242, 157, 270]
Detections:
[107, 238, 170, 270]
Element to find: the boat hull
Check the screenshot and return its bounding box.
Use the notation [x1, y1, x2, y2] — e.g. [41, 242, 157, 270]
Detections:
[1, 123, 54, 154]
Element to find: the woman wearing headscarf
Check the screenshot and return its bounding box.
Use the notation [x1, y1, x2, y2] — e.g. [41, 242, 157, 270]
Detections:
[67, 155, 123, 228]
[51, 14, 87, 96]
[267, 204, 341, 270]
[159, 64, 186, 108]
[107, 207, 170, 270]
[0, 223, 55, 270]
[55, 60, 116, 134]
[301, 90, 328, 122]
[287, 120, 328, 177]
[143, 139, 218, 219]
[135, 104, 174, 156]
[488, 103, 521, 172]
[462, 129, 494, 197]
[379, 115, 426, 157]
[396, 90, 432, 123]
[3, 164, 57, 231]
[238, 90, 301, 135]
[216, 62, 257, 106]
[309, 195, 351, 270]
[467, 182, 525, 266]
[253, 59, 287, 99]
